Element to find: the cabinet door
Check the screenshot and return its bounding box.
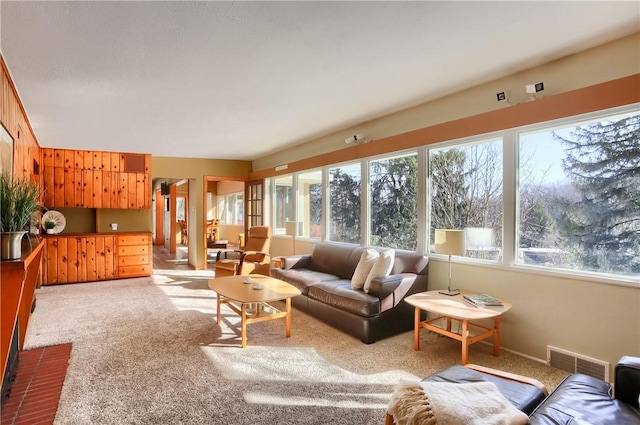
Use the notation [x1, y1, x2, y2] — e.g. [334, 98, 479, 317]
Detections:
[104, 236, 116, 280]
[63, 168, 75, 207]
[74, 168, 83, 207]
[42, 149, 55, 207]
[86, 237, 97, 282]
[136, 173, 146, 209]
[82, 170, 93, 208]
[43, 165, 55, 207]
[54, 167, 65, 207]
[102, 171, 112, 208]
[83, 151, 93, 171]
[110, 171, 119, 208]
[56, 237, 68, 284]
[66, 237, 79, 283]
[128, 173, 137, 209]
[118, 172, 128, 209]
[43, 237, 58, 285]
[96, 236, 106, 281]
[92, 151, 102, 171]
[78, 237, 88, 283]
[93, 170, 103, 208]
[73, 150, 84, 170]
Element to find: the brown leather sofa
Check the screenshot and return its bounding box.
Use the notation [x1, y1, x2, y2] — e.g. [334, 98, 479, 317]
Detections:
[271, 241, 429, 343]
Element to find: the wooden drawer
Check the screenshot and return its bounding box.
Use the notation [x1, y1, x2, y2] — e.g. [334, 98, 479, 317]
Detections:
[118, 234, 151, 246]
[118, 245, 149, 256]
[118, 255, 150, 266]
[118, 264, 151, 278]
[116, 233, 151, 279]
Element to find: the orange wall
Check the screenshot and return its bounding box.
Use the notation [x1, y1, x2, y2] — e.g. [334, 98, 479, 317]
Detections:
[250, 74, 640, 180]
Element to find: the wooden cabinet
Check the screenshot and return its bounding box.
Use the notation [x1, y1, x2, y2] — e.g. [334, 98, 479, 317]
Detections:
[117, 234, 152, 278]
[43, 235, 116, 285]
[42, 232, 151, 284]
[42, 148, 150, 209]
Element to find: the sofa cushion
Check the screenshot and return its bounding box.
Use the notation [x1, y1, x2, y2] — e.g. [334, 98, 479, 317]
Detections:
[364, 249, 395, 293]
[271, 268, 340, 296]
[308, 242, 365, 279]
[308, 280, 381, 317]
[351, 248, 379, 290]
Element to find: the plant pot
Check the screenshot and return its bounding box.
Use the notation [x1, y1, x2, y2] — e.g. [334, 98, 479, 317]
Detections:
[1, 231, 27, 260]
[46, 229, 55, 234]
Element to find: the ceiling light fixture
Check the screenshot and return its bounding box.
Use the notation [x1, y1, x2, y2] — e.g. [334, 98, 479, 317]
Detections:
[526, 82, 544, 101]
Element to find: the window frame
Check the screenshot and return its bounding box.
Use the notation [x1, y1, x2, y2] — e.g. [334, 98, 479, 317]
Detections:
[265, 103, 640, 286]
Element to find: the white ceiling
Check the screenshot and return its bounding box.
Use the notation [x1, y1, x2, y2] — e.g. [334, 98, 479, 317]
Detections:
[1, 1, 638, 161]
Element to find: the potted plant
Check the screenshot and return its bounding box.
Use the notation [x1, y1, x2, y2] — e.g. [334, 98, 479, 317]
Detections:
[43, 218, 57, 234]
[0, 170, 40, 260]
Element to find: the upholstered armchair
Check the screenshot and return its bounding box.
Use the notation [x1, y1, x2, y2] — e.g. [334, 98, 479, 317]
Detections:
[214, 226, 272, 277]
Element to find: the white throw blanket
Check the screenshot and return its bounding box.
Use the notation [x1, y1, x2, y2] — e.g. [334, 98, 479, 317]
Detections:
[388, 380, 529, 425]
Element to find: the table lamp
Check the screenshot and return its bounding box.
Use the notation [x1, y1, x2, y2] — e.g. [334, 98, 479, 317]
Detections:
[434, 229, 466, 296]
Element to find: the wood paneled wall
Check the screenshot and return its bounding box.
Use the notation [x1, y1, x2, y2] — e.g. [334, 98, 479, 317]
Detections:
[1, 54, 40, 181]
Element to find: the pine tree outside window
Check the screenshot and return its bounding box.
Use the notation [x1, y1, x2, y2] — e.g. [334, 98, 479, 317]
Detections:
[329, 163, 361, 244]
[369, 152, 418, 250]
[518, 110, 640, 276]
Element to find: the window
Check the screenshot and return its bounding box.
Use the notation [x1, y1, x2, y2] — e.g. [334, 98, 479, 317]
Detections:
[176, 196, 186, 221]
[329, 163, 361, 244]
[219, 192, 243, 225]
[265, 105, 638, 282]
[518, 110, 640, 276]
[297, 170, 322, 239]
[274, 176, 293, 234]
[429, 138, 503, 260]
[369, 153, 418, 250]
[235, 194, 243, 225]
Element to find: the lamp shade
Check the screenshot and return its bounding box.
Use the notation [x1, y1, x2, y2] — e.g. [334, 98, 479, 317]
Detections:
[434, 229, 466, 256]
[285, 221, 302, 237]
[465, 227, 493, 250]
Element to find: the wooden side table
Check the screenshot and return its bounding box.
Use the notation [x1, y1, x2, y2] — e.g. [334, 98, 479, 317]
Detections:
[404, 290, 512, 365]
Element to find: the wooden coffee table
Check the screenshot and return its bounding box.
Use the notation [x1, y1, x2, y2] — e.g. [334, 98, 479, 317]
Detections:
[404, 290, 512, 364]
[208, 274, 301, 348]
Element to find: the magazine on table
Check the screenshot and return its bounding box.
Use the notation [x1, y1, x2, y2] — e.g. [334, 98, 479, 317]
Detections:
[463, 293, 503, 307]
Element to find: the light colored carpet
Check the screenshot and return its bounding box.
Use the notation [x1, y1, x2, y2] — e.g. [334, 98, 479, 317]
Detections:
[25, 270, 568, 424]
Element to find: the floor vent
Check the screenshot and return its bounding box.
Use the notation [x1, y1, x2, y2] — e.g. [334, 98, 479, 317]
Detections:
[547, 345, 609, 382]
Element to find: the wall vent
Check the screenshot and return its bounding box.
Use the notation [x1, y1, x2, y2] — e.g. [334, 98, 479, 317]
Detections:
[547, 345, 609, 382]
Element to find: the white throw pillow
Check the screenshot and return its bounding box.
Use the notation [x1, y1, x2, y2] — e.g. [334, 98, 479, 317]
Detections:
[363, 249, 395, 293]
[351, 249, 379, 290]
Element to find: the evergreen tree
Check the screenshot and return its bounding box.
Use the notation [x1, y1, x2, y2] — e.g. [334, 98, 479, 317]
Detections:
[308, 182, 322, 238]
[370, 155, 418, 250]
[430, 149, 469, 232]
[519, 193, 556, 248]
[329, 168, 361, 244]
[554, 114, 640, 273]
